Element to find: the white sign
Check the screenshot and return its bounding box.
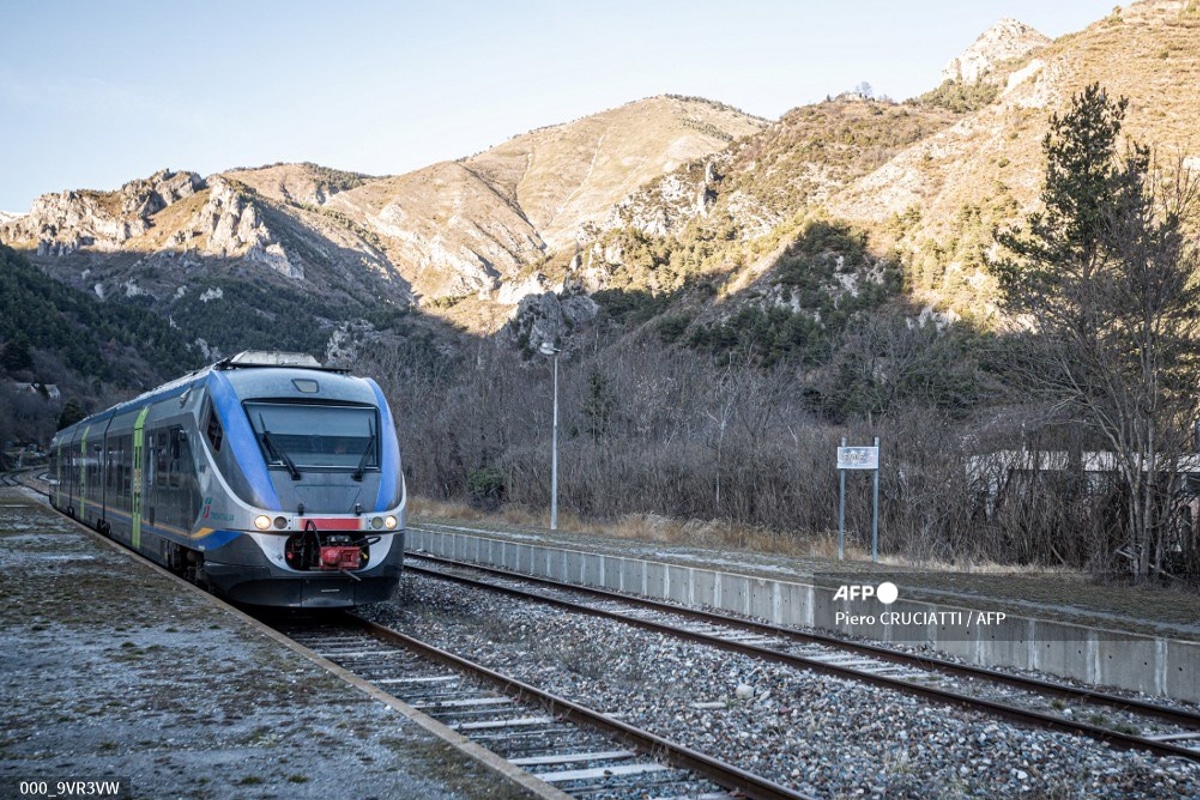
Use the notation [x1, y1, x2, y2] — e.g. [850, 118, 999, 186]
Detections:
[837, 446, 879, 470]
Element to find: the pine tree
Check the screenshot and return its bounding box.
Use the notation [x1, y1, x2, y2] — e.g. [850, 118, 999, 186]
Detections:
[993, 83, 1200, 577]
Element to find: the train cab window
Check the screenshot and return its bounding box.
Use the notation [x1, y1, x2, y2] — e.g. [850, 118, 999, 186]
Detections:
[244, 401, 379, 472]
[205, 406, 224, 453]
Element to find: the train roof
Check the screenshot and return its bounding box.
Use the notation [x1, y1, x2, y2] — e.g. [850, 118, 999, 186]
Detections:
[53, 352, 372, 440]
[214, 350, 349, 373]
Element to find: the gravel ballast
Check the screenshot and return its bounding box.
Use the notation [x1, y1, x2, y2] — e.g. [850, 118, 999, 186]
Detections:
[366, 572, 1200, 799]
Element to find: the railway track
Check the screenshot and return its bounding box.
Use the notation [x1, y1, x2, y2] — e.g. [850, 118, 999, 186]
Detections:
[403, 550, 1200, 764]
[14, 486, 817, 799]
[273, 613, 816, 800]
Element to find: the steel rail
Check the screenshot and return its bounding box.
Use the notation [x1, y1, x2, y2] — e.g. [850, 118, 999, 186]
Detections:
[347, 613, 819, 800]
[404, 547, 1200, 729]
[405, 553, 1200, 763]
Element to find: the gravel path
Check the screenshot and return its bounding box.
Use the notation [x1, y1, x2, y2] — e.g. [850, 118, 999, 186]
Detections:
[366, 573, 1200, 799]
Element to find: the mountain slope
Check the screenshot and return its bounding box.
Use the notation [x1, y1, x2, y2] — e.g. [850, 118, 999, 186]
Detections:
[0, 97, 764, 335]
[3, 1, 1197, 359]
[825, 0, 1200, 318]
[466, 95, 765, 250]
[0, 243, 196, 386]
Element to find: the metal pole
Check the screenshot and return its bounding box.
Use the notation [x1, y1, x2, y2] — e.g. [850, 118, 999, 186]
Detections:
[550, 353, 559, 531]
[838, 436, 846, 561]
[871, 436, 880, 563]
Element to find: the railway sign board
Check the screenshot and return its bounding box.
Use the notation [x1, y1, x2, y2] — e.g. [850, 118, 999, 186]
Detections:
[837, 437, 881, 563]
[837, 446, 879, 470]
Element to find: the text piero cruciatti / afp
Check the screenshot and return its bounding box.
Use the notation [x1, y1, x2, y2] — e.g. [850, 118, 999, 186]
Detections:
[835, 610, 1008, 626]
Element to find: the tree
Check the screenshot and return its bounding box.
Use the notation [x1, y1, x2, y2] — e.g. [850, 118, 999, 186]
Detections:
[992, 83, 1200, 578]
[1, 335, 34, 373]
[57, 398, 87, 431]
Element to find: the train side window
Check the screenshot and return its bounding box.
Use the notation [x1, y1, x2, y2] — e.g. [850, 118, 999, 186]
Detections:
[155, 433, 169, 488]
[205, 406, 224, 453]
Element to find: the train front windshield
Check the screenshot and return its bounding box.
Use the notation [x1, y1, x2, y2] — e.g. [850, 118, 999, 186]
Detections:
[245, 402, 378, 472]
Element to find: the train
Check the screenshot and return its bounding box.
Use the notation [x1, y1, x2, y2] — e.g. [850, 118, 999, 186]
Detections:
[48, 351, 406, 608]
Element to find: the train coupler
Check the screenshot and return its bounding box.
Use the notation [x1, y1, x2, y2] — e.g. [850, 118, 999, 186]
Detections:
[319, 543, 362, 570]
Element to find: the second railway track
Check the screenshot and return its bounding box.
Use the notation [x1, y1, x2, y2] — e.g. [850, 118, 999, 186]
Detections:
[349, 558, 1200, 797]
[399, 550, 1200, 764]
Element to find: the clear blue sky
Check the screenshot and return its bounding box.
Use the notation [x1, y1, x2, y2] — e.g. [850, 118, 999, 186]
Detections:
[0, 0, 1115, 214]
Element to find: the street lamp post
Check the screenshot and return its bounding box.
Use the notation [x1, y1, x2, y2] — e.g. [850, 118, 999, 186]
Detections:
[539, 342, 560, 530]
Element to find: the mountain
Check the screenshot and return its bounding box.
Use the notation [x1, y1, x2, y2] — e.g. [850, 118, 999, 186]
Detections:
[0, 97, 764, 349]
[824, 0, 1200, 323]
[2, 0, 1198, 366]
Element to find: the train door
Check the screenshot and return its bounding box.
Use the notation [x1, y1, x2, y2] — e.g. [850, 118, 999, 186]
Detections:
[86, 433, 104, 528]
[63, 428, 81, 515]
[78, 425, 91, 522]
[132, 406, 149, 549]
[51, 436, 66, 510]
[167, 426, 202, 530]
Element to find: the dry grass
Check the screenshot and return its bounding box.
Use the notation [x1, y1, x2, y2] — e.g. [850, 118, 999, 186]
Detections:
[408, 495, 1200, 633]
[409, 498, 1108, 577]
[412, 496, 880, 564]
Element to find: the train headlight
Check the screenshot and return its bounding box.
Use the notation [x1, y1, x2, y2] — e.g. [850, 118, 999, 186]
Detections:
[273, 516, 288, 530]
[253, 515, 272, 531]
[384, 515, 398, 530]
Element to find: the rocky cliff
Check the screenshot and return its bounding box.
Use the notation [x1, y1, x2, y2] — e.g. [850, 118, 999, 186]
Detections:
[5, 169, 203, 256]
[940, 17, 1051, 85]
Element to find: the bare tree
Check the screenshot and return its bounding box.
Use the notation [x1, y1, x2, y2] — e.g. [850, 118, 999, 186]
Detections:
[993, 83, 1200, 577]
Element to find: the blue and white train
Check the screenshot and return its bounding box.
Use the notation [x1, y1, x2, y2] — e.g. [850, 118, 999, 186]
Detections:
[49, 351, 406, 607]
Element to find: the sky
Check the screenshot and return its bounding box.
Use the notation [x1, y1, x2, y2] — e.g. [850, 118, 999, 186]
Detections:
[0, 0, 1117, 214]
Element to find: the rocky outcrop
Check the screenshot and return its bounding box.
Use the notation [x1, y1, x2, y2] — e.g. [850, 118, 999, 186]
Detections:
[599, 157, 720, 239]
[120, 169, 203, 218]
[940, 18, 1050, 85]
[2, 169, 203, 255]
[189, 177, 303, 278]
[508, 290, 599, 353]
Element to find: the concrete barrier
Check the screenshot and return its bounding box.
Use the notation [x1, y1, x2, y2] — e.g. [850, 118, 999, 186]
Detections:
[407, 528, 1200, 703]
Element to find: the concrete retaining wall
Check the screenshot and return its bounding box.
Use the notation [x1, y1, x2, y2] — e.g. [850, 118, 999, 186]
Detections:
[407, 529, 1200, 703]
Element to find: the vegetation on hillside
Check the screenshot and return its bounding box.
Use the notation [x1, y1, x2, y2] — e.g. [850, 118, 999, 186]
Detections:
[724, 99, 961, 224]
[0, 244, 200, 445]
[913, 79, 1001, 114]
[0, 245, 196, 382]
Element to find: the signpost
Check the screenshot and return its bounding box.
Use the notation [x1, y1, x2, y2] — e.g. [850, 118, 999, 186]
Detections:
[837, 436, 880, 562]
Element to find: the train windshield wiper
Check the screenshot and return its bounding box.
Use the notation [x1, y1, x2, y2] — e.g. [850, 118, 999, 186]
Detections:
[258, 415, 301, 480]
[352, 423, 376, 482]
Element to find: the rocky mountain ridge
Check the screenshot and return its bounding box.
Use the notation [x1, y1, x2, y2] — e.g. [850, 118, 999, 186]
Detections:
[2, 1, 1197, 363]
[0, 97, 761, 339]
